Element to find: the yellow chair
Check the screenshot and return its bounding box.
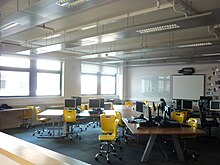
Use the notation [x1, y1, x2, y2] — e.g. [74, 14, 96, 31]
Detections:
[124, 101, 134, 107]
[95, 115, 122, 163]
[115, 111, 133, 144]
[171, 111, 185, 123]
[100, 114, 116, 134]
[20, 106, 34, 129]
[63, 109, 81, 140]
[180, 118, 199, 161]
[32, 106, 50, 136]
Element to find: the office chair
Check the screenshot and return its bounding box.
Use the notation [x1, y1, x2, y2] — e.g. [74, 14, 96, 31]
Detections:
[115, 111, 133, 144]
[171, 111, 186, 123]
[20, 106, 34, 129]
[198, 105, 219, 140]
[180, 118, 199, 161]
[32, 106, 51, 136]
[124, 101, 134, 108]
[95, 115, 122, 163]
[63, 109, 82, 140]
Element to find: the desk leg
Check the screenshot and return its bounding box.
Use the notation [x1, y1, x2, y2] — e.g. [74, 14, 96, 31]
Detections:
[141, 134, 157, 162]
[172, 135, 185, 162]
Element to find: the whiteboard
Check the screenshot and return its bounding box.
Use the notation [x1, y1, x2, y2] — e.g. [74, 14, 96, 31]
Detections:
[172, 75, 205, 100]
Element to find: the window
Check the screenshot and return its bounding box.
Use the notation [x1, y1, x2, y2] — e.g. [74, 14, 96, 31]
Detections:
[0, 71, 29, 96]
[101, 75, 116, 94]
[36, 73, 61, 96]
[0, 55, 63, 97]
[81, 63, 118, 95]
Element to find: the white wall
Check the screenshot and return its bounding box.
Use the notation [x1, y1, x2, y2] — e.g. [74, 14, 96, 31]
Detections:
[125, 63, 220, 102]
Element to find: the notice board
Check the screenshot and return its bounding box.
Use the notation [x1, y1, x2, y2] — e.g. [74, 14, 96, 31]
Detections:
[172, 75, 205, 100]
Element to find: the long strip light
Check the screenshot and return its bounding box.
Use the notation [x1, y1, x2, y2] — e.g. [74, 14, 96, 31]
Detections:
[56, 0, 91, 8]
[136, 24, 180, 34]
[178, 42, 212, 48]
[0, 22, 21, 32]
[43, 34, 61, 40]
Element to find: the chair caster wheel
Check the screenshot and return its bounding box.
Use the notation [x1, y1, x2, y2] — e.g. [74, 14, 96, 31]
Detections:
[107, 160, 110, 163]
[119, 157, 122, 160]
[95, 157, 98, 161]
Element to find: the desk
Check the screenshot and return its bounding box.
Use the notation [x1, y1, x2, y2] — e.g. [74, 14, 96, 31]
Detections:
[112, 105, 206, 162]
[37, 109, 63, 138]
[122, 118, 206, 162]
[0, 107, 32, 130]
[0, 132, 90, 165]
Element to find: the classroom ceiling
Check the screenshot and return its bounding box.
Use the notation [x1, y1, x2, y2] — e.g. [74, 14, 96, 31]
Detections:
[1, 0, 220, 67]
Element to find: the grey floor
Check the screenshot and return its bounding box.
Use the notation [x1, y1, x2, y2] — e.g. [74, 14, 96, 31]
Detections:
[2, 124, 220, 165]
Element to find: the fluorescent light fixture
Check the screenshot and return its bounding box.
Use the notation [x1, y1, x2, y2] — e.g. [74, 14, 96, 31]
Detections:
[36, 44, 62, 54]
[136, 24, 180, 34]
[178, 42, 212, 48]
[101, 52, 117, 57]
[56, 0, 91, 8]
[81, 25, 97, 30]
[16, 50, 31, 55]
[0, 22, 21, 32]
[43, 34, 61, 39]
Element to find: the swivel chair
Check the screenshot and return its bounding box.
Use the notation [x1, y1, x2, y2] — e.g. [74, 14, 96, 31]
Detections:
[20, 106, 34, 129]
[198, 105, 219, 140]
[32, 106, 51, 136]
[95, 115, 122, 163]
[115, 111, 133, 144]
[171, 111, 186, 123]
[63, 109, 81, 140]
[180, 118, 199, 161]
[124, 101, 134, 108]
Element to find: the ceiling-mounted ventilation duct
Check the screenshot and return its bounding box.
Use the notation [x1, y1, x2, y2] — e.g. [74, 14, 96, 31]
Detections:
[167, 0, 196, 16]
[208, 24, 220, 39]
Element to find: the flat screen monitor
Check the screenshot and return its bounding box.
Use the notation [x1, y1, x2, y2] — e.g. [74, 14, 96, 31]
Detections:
[71, 96, 81, 106]
[136, 101, 144, 113]
[89, 98, 104, 109]
[182, 100, 193, 110]
[64, 99, 76, 109]
[143, 105, 152, 121]
[199, 96, 212, 109]
[210, 100, 220, 111]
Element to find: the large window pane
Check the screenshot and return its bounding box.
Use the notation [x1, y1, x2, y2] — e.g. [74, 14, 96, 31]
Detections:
[37, 59, 61, 71]
[36, 73, 60, 95]
[0, 56, 30, 68]
[101, 76, 115, 94]
[0, 71, 29, 96]
[81, 74, 97, 94]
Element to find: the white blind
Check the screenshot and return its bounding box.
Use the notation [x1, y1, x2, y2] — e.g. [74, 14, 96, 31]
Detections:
[81, 63, 118, 74]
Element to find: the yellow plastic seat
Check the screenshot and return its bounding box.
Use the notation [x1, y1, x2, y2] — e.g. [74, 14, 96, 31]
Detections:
[20, 106, 34, 129]
[95, 115, 122, 163]
[124, 101, 134, 107]
[100, 114, 116, 134]
[115, 111, 133, 143]
[33, 106, 50, 136]
[171, 111, 185, 123]
[63, 109, 81, 140]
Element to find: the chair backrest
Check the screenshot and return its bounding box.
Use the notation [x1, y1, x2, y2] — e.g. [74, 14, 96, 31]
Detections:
[112, 119, 119, 139]
[187, 118, 198, 128]
[115, 111, 125, 127]
[100, 114, 116, 133]
[171, 111, 185, 123]
[24, 106, 34, 118]
[125, 101, 134, 107]
[63, 110, 77, 123]
[35, 106, 43, 121]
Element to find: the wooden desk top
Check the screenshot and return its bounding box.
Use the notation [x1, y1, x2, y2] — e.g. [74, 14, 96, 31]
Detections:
[0, 107, 32, 112]
[123, 119, 206, 136]
[0, 132, 90, 165]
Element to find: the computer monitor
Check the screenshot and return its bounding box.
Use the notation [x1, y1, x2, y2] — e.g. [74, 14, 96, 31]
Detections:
[89, 98, 104, 109]
[64, 99, 76, 109]
[136, 101, 144, 113]
[182, 100, 193, 110]
[210, 100, 220, 111]
[199, 96, 212, 109]
[143, 105, 152, 121]
[71, 96, 81, 106]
